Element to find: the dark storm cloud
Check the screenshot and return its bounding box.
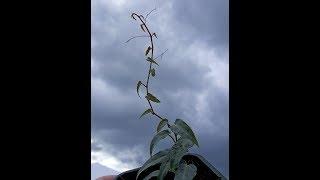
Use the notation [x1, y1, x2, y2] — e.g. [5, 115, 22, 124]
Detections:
[193, 136, 229, 177]
[172, 0, 229, 48]
[91, 0, 228, 177]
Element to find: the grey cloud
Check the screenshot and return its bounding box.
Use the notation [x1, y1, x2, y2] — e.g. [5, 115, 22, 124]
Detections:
[92, 0, 228, 177]
[193, 136, 229, 177]
[91, 141, 103, 151]
[171, 0, 229, 48]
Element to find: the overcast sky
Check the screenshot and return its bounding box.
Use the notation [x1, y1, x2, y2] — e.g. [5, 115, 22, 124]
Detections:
[91, 0, 229, 178]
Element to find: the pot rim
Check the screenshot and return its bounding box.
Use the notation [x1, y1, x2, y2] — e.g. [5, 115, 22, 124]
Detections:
[116, 153, 227, 180]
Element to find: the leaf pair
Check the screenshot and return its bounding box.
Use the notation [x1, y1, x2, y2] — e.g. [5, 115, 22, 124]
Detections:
[168, 144, 188, 171]
[150, 119, 198, 164]
[146, 93, 160, 103]
[142, 161, 197, 180]
[141, 141, 196, 180]
[145, 46, 152, 56]
[170, 119, 199, 147]
[156, 119, 168, 132]
[140, 108, 153, 119]
[158, 159, 171, 180]
[136, 81, 143, 98]
[140, 161, 170, 180]
[138, 93, 160, 119]
[174, 138, 194, 149]
[150, 130, 170, 156]
[147, 128, 193, 179]
[174, 161, 197, 180]
[150, 68, 156, 77]
[146, 57, 159, 66]
[136, 149, 170, 180]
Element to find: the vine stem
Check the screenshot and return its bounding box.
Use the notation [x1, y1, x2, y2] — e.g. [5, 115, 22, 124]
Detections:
[125, 35, 149, 43]
[132, 13, 177, 142]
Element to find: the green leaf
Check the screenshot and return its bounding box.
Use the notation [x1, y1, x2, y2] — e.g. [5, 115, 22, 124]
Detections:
[169, 124, 198, 148]
[175, 138, 194, 149]
[158, 161, 170, 180]
[168, 139, 192, 171]
[157, 119, 168, 132]
[136, 149, 170, 180]
[140, 24, 146, 32]
[145, 46, 151, 56]
[147, 57, 159, 66]
[175, 119, 199, 147]
[143, 170, 159, 180]
[150, 130, 171, 156]
[174, 163, 197, 180]
[137, 81, 142, 98]
[169, 125, 182, 139]
[131, 13, 136, 20]
[146, 93, 160, 103]
[169, 147, 188, 171]
[153, 32, 157, 38]
[140, 109, 153, 118]
[150, 68, 156, 77]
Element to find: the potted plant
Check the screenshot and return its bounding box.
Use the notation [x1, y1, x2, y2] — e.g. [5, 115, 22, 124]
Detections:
[113, 10, 227, 180]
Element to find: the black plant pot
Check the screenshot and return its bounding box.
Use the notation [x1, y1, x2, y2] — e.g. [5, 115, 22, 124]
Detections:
[115, 153, 227, 180]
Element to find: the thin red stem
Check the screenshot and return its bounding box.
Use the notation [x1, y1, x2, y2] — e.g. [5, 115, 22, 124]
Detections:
[132, 13, 176, 142]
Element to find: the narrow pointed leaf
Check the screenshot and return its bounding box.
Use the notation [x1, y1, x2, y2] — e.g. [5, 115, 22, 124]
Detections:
[137, 81, 142, 98]
[157, 119, 168, 132]
[153, 33, 157, 38]
[175, 119, 199, 147]
[167, 139, 192, 171]
[145, 46, 151, 56]
[150, 130, 170, 156]
[174, 163, 197, 180]
[150, 68, 156, 77]
[158, 161, 170, 180]
[131, 13, 136, 20]
[169, 124, 198, 147]
[168, 124, 180, 137]
[175, 138, 194, 149]
[147, 57, 159, 66]
[140, 24, 146, 32]
[146, 93, 160, 103]
[169, 147, 188, 170]
[136, 149, 170, 180]
[140, 109, 153, 118]
[143, 170, 159, 180]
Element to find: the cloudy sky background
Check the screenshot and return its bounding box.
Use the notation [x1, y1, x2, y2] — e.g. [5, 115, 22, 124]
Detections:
[91, 0, 229, 177]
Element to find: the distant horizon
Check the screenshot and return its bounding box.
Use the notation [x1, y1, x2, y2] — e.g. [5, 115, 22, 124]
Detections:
[91, 162, 119, 180]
